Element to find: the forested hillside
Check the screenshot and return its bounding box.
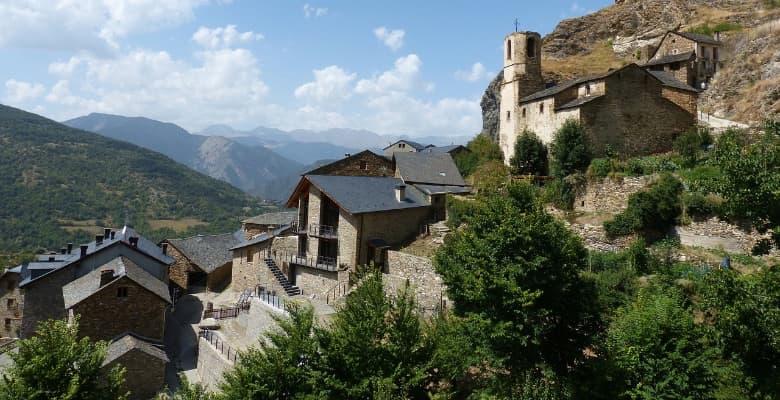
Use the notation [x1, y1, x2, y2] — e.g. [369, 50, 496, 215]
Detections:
[0, 104, 270, 264]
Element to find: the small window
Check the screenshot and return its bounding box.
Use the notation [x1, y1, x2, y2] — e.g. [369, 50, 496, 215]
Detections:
[6, 299, 14, 310]
[4, 319, 10, 330]
[539, 103, 544, 114]
[522, 108, 526, 118]
[585, 85, 591, 96]
[506, 39, 512, 60]
[117, 287, 129, 298]
[526, 37, 536, 58]
[506, 110, 510, 121]
[247, 250, 254, 263]
[6, 280, 14, 290]
[399, 143, 405, 149]
[359, 161, 368, 170]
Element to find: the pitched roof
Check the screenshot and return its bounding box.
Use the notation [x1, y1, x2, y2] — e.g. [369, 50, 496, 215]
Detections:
[303, 175, 429, 215]
[62, 256, 171, 309]
[383, 139, 428, 151]
[166, 232, 243, 273]
[644, 51, 695, 67]
[556, 94, 604, 110]
[301, 150, 393, 176]
[230, 224, 292, 250]
[103, 333, 168, 366]
[423, 145, 468, 154]
[675, 31, 723, 46]
[649, 71, 699, 92]
[520, 69, 614, 104]
[242, 211, 297, 226]
[413, 184, 471, 195]
[19, 225, 174, 287]
[393, 152, 467, 186]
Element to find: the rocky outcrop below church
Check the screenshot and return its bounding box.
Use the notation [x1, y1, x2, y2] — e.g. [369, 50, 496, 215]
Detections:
[480, 71, 502, 143]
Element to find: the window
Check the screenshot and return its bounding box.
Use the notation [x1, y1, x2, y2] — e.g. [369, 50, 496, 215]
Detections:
[506, 39, 512, 60]
[539, 103, 544, 114]
[6, 280, 13, 290]
[4, 319, 10, 330]
[399, 143, 405, 149]
[522, 108, 526, 118]
[247, 250, 254, 263]
[526, 37, 536, 58]
[117, 287, 129, 298]
[585, 85, 591, 96]
[506, 110, 510, 121]
[6, 299, 14, 310]
[359, 161, 368, 170]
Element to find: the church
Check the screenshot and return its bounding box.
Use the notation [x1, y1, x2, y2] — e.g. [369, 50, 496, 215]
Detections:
[498, 30, 699, 165]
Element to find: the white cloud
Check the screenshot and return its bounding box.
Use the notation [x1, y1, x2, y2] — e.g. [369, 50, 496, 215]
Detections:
[192, 25, 263, 49]
[373, 27, 405, 51]
[355, 54, 423, 95]
[0, 0, 213, 53]
[294, 66, 356, 104]
[454, 62, 492, 82]
[4, 79, 46, 103]
[303, 4, 327, 18]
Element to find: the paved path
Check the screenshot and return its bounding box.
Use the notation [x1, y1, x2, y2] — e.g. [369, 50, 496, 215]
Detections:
[698, 112, 749, 130]
[164, 295, 204, 391]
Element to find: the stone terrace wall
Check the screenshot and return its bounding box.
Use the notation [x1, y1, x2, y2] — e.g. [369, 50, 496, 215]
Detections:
[574, 176, 653, 214]
[676, 217, 777, 255]
[384, 251, 448, 312]
[197, 336, 234, 391]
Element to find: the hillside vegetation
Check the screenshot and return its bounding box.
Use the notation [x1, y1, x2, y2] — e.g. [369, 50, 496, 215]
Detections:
[0, 104, 269, 264]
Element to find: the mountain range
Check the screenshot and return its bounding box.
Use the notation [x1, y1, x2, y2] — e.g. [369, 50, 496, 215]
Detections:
[65, 113, 471, 202]
[0, 104, 269, 260]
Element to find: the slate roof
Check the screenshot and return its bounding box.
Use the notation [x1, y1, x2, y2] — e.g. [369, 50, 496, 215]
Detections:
[644, 51, 695, 67]
[393, 152, 467, 186]
[103, 333, 168, 366]
[304, 175, 429, 215]
[414, 184, 472, 195]
[383, 139, 428, 151]
[230, 225, 292, 250]
[242, 211, 297, 226]
[675, 31, 722, 46]
[520, 69, 614, 103]
[649, 71, 699, 92]
[556, 94, 604, 110]
[167, 232, 243, 273]
[301, 149, 392, 176]
[19, 225, 174, 288]
[62, 256, 171, 309]
[423, 145, 468, 154]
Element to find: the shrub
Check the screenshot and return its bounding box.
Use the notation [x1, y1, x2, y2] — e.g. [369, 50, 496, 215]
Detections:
[587, 158, 611, 177]
[685, 191, 712, 217]
[604, 174, 684, 237]
[510, 129, 548, 176]
[550, 119, 591, 178]
[454, 133, 504, 177]
[624, 155, 680, 176]
[446, 195, 479, 229]
[471, 160, 509, 195]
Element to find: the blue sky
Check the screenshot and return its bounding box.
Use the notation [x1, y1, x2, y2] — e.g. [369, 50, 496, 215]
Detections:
[0, 0, 612, 137]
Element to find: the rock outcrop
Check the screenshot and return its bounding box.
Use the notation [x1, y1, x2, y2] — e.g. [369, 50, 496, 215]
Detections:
[480, 71, 503, 143]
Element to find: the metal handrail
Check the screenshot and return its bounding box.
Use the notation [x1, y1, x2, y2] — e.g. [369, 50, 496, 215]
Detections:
[273, 250, 340, 272]
[308, 224, 338, 238]
[199, 330, 239, 362]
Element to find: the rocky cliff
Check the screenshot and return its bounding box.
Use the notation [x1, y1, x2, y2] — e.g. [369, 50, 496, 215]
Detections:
[480, 0, 780, 139]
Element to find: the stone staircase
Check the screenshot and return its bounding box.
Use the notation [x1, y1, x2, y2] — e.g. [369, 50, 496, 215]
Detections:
[264, 257, 301, 296]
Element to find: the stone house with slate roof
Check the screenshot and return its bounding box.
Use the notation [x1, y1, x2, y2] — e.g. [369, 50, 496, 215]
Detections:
[644, 31, 723, 90]
[0, 266, 23, 338]
[305, 149, 395, 178]
[383, 139, 431, 158]
[241, 211, 298, 240]
[393, 152, 470, 221]
[164, 232, 243, 292]
[16, 226, 172, 399]
[103, 333, 169, 400]
[499, 30, 699, 165]
[230, 225, 294, 293]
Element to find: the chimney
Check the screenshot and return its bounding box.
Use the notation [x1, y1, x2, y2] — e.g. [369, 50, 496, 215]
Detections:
[714, 31, 720, 42]
[161, 243, 168, 255]
[80, 245, 88, 258]
[129, 237, 139, 247]
[344, 153, 351, 158]
[110, 231, 116, 240]
[95, 235, 103, 245]
[60, 247, 67, 255]
[395, 184, 406, 202]
[67, 243, 73, 254]
[48, 256, 55, 262]
[104, 228, 111, 240]
[99, 269, 114, 287]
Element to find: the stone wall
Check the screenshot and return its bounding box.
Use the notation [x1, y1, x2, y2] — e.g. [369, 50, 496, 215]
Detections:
[384, 251, 448, 312]
[206, 263, 232, 291]
[291, 265, 339, 297]
[231, 240, 272, 293]
[197, 335, 234, 391]
[270, 235, 298, 255]
[306, 187, 322, 258]
[309, 151, 394, 177]
[574, 176, 653, 213]
[662, 86, 698, 115]
[166, 245, 195, 291]
[73, 277, 167, 341]
[653, 33, 696, 59]
[0, 273, 23, 338]
[359, 207, 431, 266]
[675, 217, 776, 255]
[21, 268, 70, 338]
[104, 350, 166, 400]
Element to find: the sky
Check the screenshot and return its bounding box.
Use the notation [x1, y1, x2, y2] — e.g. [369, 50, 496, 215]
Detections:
[0, 0, 612, 138]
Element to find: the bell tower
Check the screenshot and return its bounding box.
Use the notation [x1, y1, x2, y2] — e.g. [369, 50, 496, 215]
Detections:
[499, 30, 544, 164]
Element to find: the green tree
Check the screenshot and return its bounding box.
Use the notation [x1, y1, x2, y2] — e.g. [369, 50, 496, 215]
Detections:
[471, 160, 509, 195]
[606, 287, 720, 399]
[604, 173, 683, 237]
[434, 182, 599, 384]
[453, 133, 504, 177]
[0, 318, 126, 400]
[510, 129, 548, 175]
[219, 302, 318, 400]
[550, 119, 590, 177]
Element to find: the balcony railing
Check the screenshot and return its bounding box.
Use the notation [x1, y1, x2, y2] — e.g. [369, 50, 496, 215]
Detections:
[275, 250, 339, 272]
[308, 224, 338, 239]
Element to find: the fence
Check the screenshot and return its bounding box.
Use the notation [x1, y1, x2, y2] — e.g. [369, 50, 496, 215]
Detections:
[325, 281, 350, 305]
[203, 301, 250, 320]
[256, 286, 286, 311]
[271, 250, 339, 272]
[199, 329, 239, 362]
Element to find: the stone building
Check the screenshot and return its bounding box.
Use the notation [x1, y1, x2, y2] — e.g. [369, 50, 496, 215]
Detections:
[241, 212, 297, 240]
[643, 31, 723, 90]
[394, 152, 470, 221]
[102, 333, 169, 400]
[164, 232, 243, 292]
[422, 144, 470, 158]
[499, 30, 698, 165]
[305, 149, 394, 177]
[383, 139, 431, 158]
[0, 266, 22, 338]
[63, 256, 171, 341]
[230, 226, 296, 294]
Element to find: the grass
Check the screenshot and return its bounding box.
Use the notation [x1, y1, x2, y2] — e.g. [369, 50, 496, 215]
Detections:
[542, 41, 628, 82]
[148, 218, 207, 231]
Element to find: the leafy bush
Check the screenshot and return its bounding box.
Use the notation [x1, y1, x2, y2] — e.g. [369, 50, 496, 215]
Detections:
[453, 132, 504, 177]
[605, 174, 684, 237]
[685, 191, 712, 217]
[587, 158, 611, 177]
[510, 129, 548, 176]
[624, 155, 681, 176]
[541, 174, 584, 210]
[688, 22, 742, 36]
[446, 195, 479, 229]
[673, 126, 714, 166]
[471, 160, 509, 195]
[550, 118, 591, 178]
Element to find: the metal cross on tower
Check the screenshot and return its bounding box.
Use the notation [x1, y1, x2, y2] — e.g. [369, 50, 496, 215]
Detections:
[514, 18, 519, 32]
